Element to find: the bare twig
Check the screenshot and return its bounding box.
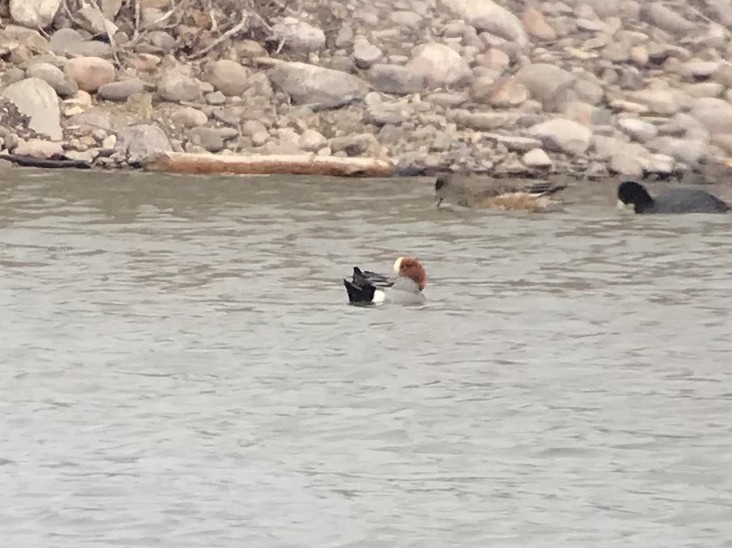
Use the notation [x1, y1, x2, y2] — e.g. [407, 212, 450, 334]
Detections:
[134, 0, 141, 39]
[202, 0, 218, 32]
[189, 10, 249, 60]
[88, 0, 121, 65]
[62, 0, 86, 28]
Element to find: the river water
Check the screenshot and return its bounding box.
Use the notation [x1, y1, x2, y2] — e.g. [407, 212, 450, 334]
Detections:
[1, 170, 731, 547]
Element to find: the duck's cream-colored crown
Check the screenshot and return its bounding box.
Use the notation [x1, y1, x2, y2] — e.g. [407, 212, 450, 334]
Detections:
[393, 257, 404, 274]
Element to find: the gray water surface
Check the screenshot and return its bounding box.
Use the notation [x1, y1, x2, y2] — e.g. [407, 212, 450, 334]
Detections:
[1, 171, 732, 547]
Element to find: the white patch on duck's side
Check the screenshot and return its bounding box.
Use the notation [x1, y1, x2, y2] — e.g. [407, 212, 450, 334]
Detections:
[617, 199, 635, 213]
[372, 289, 386, 304]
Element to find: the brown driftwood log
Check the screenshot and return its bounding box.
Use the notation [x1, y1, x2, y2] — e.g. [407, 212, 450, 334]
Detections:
[144, 152, 395, 178]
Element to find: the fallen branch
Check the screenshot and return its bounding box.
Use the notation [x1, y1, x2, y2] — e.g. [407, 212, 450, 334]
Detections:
[144, 152, 395, 177]
[0, 154, 93, 169]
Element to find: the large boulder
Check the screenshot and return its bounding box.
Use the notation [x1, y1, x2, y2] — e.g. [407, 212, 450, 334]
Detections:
[527, 118, 592, 155]
[64, 57, 116, 92]
[203, 60, 250, 97]
[271, 17, 325, 52]
[690, 97, 732, 134]
[368, 64, 425, 95]
[97, 79, 145, 102]
[2, 78, 62, 140]
[26, 62, 78, 98]
[10, 0, 62, 28]
[405, 43, 471, 88]
[516, 64, 576, 110]
[268, 62, 369, 108]
[49, 28, 114, 58]
[641, 3, 696, 34]
[158, 70, 201, 102]
[116, 124, 172, 164]
[442, 0, 528, 46]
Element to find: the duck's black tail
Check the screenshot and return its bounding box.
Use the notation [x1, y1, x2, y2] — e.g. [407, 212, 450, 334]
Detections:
[343, 278, 375, 303]
[343, 267, 378, 304]
[527, 182, 568, 197]
[526, 181, 567, 196]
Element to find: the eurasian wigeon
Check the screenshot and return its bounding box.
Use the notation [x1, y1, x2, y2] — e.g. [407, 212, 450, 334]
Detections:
[343, 256, 427, 306]
[435, 172, 567, 212]
[617, 180, 730, 214]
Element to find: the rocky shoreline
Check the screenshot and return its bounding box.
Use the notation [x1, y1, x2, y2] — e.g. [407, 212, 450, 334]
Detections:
[1, 0, 732, 181]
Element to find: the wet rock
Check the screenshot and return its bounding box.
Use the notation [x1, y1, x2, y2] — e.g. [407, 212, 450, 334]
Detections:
[116, 123, 172, 164]
[10, 0, 61, 28]
[2, 78, 62, 140]
[14, 138, 64, 159]
[64, 57, 116, 92]
[271, 17, 325, 53]
[158, 70, 201, 102]
[171, 106, 208, 128]
[528, 118, 592, 155]
[203, 60, 250, 97]
[98, 79, 145, 102]
[444, 0, 528, 46]
[522, 148, 553, 168]
[405, 43, 471, 88]
[367, 64, 424, 95]
[26, 62, 78, 98]
[268, 62, 369, 108]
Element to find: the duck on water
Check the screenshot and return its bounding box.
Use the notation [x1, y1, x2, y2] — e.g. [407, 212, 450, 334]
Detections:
[434, 172, 567, 212]
[343, 257, 427, 306]
[617, 180, 730, 214]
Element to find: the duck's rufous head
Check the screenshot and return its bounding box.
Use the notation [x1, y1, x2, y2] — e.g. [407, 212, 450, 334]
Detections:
[393, 256, 427, 290]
